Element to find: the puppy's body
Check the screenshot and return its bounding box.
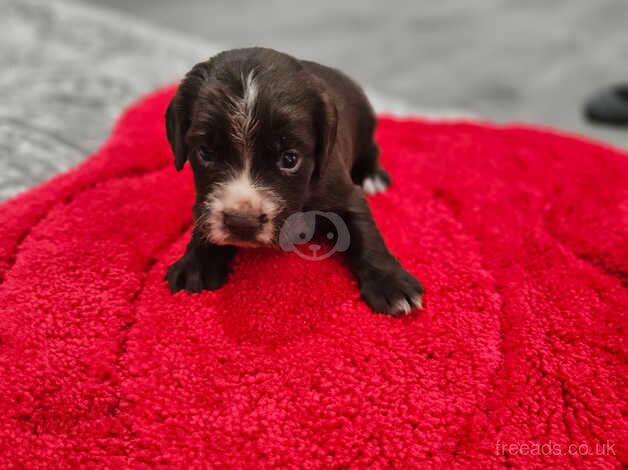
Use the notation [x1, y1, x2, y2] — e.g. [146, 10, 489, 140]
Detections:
[165, 48, 423, 315]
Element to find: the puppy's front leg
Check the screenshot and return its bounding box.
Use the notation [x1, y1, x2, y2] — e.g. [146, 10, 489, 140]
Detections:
[344, 190, 423, 315]
[166, 230, 236, 293]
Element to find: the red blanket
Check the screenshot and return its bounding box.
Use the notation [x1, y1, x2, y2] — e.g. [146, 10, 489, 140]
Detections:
[0, 86, 626, 468]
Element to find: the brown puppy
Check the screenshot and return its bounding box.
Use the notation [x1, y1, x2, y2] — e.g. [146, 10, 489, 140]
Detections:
[165, 47, 423, 315]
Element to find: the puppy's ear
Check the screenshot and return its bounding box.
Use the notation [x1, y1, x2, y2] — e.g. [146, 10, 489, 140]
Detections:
[313, 90, 338, 179]
[165, 93, 189, 171]
[165, 62, 211, 171]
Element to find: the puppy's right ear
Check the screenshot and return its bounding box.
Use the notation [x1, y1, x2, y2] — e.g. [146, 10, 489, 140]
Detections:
[165, 93, 189, 171]
[166, 62, 213, 170]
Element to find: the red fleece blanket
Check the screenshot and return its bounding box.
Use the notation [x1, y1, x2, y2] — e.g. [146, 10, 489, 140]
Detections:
[0, 86, 626, 469]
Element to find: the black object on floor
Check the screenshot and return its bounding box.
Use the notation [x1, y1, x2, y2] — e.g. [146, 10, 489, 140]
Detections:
[584, 84, 628, 126]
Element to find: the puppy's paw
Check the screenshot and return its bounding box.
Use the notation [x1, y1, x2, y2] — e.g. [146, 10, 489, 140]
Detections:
[360, 268, 424, 316]
[165, 252, 230, 293]
[362, 167, 391, 195]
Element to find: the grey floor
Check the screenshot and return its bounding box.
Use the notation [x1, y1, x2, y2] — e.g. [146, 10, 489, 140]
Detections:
[1, 0, 223, 199]
[84, 0, 628, 149]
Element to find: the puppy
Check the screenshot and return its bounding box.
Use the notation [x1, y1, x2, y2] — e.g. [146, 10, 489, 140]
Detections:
[165, 47, 423, 315]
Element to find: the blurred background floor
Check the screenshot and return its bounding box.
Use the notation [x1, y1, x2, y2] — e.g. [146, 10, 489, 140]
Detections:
[1, 0, 627, 200]
[83, 0, 628, 148]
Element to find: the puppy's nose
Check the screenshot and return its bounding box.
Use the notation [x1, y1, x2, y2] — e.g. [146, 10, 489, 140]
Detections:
[223, 212, 267, 239]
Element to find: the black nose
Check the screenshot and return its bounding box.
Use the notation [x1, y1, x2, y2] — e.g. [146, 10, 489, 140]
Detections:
[223, 212, 267, 240]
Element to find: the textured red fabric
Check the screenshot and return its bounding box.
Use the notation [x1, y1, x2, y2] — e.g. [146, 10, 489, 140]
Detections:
[0, 86, 626, 469]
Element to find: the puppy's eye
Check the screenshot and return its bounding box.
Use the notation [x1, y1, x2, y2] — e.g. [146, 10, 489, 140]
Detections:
[196, 147, 215, 166]
[277, 150, 301, 173]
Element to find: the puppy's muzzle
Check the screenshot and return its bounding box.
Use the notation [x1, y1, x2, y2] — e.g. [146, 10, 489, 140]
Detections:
[223, 211, 268, 241]
[203, 173, 280, 246]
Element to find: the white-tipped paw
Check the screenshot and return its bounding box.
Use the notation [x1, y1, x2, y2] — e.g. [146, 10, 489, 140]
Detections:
[362, 174, 389, 195]
[392, 295, 423, 315]
[360, 268, 424, 316]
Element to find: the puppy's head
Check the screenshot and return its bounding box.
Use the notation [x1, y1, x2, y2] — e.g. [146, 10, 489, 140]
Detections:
[166, 48, 337, 247]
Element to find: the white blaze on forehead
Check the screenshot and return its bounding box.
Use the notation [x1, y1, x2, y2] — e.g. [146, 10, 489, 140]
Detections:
[228, 70, 259, 150]
[243, 71, 258, 113]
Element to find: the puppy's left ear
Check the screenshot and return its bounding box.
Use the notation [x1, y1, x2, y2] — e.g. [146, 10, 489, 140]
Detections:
[313, 90, 338, 179]
[165, 93, 189, 171]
